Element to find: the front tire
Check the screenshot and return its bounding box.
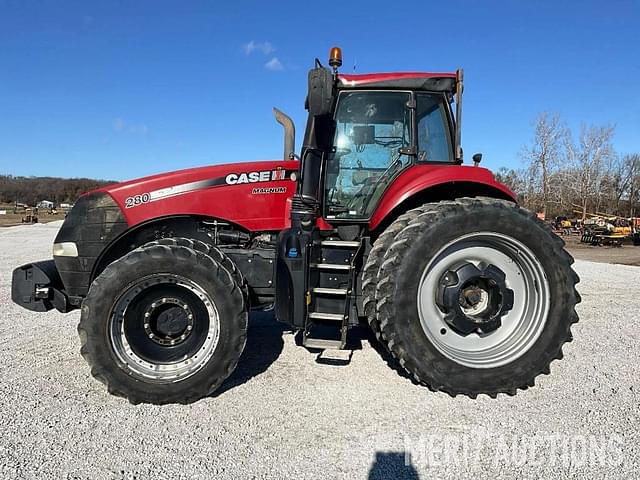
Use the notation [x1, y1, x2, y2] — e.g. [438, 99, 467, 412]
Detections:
[78, 242, 247, 404]
[375, 198, 580, 397]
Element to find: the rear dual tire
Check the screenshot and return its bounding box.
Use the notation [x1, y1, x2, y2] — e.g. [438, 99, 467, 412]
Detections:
[78, 240, 247, 405]
[366, 198, 580, 397]
[362, 208, 423, 342]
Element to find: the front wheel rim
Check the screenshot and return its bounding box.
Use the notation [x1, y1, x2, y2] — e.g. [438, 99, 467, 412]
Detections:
[109, 274, 220, 383]
[417, 232, 550, 369]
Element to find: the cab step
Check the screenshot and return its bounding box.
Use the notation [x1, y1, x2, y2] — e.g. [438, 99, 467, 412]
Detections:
[308, 312, 346, 321]
[310, 263, 353, 271]
[312, 287, 349, 295]
[303, 337, 344, 350]
[317, 348, 353, 364]
[320, 240, 361, 248]
[303, 238, 362, 353]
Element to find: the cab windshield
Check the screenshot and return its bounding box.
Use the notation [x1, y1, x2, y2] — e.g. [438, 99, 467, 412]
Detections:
[324, 91, 412, 219]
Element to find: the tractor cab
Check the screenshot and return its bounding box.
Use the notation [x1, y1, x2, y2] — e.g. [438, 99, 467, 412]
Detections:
[295, 47, 462, 224]
[274, 48, 465, 347]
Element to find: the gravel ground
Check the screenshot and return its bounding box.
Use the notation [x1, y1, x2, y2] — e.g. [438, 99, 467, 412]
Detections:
[1, 222, 639, 479]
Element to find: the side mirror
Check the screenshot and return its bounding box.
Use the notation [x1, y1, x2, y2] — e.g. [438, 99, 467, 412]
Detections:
[307, 65, 334, 116]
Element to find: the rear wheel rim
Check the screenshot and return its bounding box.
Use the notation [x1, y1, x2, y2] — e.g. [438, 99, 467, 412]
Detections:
[417, 232, 550, 369]
[109, 274, 220, 383]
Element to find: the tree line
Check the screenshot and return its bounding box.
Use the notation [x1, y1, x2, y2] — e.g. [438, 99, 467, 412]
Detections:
[3, 120, 639, 218]
[495, 112, 640, 220]
[0, 175, 113, 206]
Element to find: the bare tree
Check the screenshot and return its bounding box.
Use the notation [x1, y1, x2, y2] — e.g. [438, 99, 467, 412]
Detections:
[564, 124, 616, 220]
[603, 154, 629, 215]
[495, 167, 531, 207]
[0, 175, 113, 206]
[521, 113, 566, 218]
[622, 153, 640, 217]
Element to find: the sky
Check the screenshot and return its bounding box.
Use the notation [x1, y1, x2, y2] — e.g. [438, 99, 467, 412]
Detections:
[0, 0, 638, 181]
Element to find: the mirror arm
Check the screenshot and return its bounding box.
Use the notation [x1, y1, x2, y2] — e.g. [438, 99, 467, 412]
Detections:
[399, 146, 417, 156]
[405, 94, 418, 158]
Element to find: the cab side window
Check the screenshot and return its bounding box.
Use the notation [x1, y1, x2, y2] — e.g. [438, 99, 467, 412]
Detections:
[416, 94, 453, 162]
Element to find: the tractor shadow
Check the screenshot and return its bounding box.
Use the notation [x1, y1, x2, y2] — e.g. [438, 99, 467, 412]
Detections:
[210, 310, 287, 397]
[211, 316, 419, 398]
[368, 451, 421, 480]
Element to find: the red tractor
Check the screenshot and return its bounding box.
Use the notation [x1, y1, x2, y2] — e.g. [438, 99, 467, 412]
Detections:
[12, 48, 579, 404]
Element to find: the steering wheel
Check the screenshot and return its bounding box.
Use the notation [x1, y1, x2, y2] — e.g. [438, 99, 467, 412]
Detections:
[345, 156, 404, 213]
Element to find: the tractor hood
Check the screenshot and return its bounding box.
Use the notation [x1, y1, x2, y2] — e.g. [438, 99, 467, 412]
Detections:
[95, 160, 299, 232]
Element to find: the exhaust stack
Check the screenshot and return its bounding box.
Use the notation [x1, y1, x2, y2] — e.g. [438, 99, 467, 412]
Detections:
[273, 108, 296, 160]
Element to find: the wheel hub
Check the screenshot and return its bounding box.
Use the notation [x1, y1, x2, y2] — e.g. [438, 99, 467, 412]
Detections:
[418, 232, 550, 368]
[143, 297, 194, 346]
[436, 262, 514, 335]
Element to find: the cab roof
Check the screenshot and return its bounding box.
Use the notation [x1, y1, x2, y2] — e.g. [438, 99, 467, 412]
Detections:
[337, 72, 457, 93]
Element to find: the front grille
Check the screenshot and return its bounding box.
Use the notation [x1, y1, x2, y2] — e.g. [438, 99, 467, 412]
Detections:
[54, 192, 128, 297]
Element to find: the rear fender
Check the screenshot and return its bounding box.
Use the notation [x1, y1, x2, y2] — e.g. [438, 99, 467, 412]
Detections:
[369, 165, 516, 233]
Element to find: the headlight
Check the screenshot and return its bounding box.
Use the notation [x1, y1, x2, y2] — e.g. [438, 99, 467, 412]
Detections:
[53, 242, 78, 257]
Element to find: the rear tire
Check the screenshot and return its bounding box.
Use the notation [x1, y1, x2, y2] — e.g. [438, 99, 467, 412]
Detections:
[375, 197, 580, 397]
[362, 208, 423, 342]
[78, 242, 247, 404]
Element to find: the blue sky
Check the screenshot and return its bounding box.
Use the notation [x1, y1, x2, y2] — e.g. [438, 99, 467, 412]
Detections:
[1, 0, 638, 180]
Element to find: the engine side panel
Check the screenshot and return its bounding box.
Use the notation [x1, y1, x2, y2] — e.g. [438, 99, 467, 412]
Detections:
[99, 160, 299, 232]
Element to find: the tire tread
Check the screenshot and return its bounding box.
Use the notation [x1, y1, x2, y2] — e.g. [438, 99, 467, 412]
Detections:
[78, 241, 248, 405]
[374, 197, 580, 397]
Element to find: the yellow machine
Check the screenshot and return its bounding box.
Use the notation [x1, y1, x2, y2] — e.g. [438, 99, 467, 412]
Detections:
[577, 210, 636, 246]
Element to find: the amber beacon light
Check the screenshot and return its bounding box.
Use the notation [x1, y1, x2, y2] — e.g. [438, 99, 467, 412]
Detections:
[329, 46, 342, 69]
